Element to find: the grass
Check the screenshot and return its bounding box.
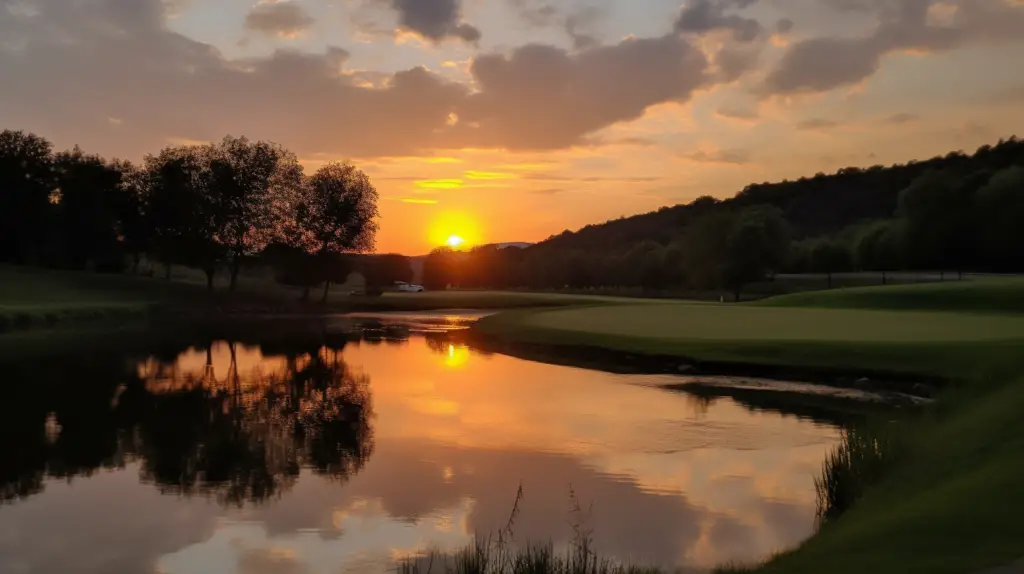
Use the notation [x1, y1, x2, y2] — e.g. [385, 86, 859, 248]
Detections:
[473, 280, 1024, 574]
[0, 265, 642, 332]
[758, 277, 1024, 314]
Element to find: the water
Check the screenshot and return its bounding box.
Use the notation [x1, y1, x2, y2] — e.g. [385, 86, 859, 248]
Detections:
[0, 314, 842, 574]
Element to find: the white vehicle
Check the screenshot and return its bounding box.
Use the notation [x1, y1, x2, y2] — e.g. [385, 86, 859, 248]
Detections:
[395, 281, 425, 292]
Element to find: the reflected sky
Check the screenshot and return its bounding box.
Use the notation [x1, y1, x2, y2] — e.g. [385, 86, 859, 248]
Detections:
[0, 325, 840, 574]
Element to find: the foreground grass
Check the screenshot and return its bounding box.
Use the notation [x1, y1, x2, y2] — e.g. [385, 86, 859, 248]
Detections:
[472, 281, 1024, 573]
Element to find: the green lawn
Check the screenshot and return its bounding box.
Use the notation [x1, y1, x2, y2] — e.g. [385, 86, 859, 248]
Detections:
[474, 281, 1024, 573]
[759, 277, 1024, 314]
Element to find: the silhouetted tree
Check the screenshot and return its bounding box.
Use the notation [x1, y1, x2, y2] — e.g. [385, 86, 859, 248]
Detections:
[51, 147, 125, 270]
[209, 136, 305, 294]
[0, 130, 54, 263]
[290, 162, 379, 301]
[144, 145, 224, 289]
[362, 254, 413, 289]
[423, 247, 457, 290]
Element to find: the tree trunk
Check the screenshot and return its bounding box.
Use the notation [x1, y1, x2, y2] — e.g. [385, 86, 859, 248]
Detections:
[132, 253, 141, 275]
[205, 268, 215, 293]
[228, 256, 241, 294]
[827, 272, 833, 289]
[733, 287, 741, 303]
[882, 271, 887, 285]
[958, 270, 964, 281]
[301, 285, 311, 302]
[940, 271, 945, 281]
[321, 280, 332, 303]
[164, 263, 172, 281]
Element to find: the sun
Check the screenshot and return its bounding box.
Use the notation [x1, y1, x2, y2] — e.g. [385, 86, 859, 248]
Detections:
[446, 235, 465, 248]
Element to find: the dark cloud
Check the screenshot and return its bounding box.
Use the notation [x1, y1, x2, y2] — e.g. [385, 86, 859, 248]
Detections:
[245, 1, 315, 38]
[0, 0, 719, 158]
[714, 46, 760, 82]
[675, 0, 764, 42]
[448, 34, 710, 150]
[565, 7, 603, 50]
[390, 0, 480, 44]
[506, 0, 560, 27]
[680, 148, 753, 164]
[775, 17, 794, 34]
[764, 0, 1024, 95]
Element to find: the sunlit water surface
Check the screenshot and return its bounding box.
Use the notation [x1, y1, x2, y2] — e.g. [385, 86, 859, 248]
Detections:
[0, 314, 841, 574]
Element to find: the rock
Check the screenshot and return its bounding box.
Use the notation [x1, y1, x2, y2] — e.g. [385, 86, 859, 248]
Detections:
[853, 377, 873, 389]
[678, 363, 697, 374]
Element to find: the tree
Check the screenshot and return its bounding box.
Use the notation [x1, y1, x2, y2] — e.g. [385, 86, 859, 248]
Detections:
[855, 221, 902, 284]
[144, 146, 224, 289]
[422, 247, 456, 291]
[110, 160, 151, 274]
[975, 166, 1024, 272]
[810, 240, 854, 288]
[208, 136, 305, 294]
[720, 207, 791, 300]
[0, 130, 54, 263]
[897, 168, 978, 275]
[362, 254, 413, 290]
[290, 162, 379, 301]
[51, 147, 125, 270]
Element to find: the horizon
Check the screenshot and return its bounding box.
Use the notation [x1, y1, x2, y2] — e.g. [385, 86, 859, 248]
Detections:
[2, 0, 1023, 253]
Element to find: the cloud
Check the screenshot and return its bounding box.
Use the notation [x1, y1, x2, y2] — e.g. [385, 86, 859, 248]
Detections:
[763, 0, 1024, 95]
[675, 0, 764, 42]
[680, 148, 753, 164]
[795, 118, 843, 130]
[446, 34, 710, 150]
[389, 0, 480, 44]
[245, 1, 315, 38]
[882, 112, 921, 124]
[715, 105, 759, 122]
[0, 0, 715, 159]
[506, 0, 559, 26]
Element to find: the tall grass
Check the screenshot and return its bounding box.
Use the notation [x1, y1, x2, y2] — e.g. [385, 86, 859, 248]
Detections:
[815, 425, 901, 525]
[398, 487, 662, 574]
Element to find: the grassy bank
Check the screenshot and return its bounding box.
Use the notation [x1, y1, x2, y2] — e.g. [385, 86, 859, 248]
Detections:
[0, 266, 641, 332]
[470, 280, 1024, 573]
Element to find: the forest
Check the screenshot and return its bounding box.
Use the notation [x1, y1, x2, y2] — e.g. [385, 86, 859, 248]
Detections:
[422, 136, 1024, 298]
[0, 129, 401, 300]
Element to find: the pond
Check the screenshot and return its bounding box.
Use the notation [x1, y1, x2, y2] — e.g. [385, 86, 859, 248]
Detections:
[0, 314, 842, 574]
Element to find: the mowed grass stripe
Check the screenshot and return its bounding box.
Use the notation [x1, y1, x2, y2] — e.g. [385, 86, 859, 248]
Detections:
[520, 304, 1024, 343]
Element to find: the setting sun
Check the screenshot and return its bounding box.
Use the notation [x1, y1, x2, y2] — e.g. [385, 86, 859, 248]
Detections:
[429, 212, 480, 250]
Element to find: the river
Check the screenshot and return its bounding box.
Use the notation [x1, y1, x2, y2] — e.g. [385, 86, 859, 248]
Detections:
[0, 313, 842, 574]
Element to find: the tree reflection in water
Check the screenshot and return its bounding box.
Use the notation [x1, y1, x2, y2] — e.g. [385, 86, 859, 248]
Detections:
[0, 333, 375, 506]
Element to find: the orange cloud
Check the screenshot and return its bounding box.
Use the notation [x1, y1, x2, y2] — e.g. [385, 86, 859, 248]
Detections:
[416, 179, 464, 189]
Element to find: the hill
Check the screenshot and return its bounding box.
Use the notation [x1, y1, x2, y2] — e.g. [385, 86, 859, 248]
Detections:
[535, 137, 1024, 253]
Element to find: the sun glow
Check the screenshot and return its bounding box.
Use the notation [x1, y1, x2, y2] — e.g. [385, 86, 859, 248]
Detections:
[429, 212, 480, 249]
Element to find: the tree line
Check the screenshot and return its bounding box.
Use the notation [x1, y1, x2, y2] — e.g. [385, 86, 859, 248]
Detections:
[0, 129, 386, 300]
[422, 137, 1024, 298]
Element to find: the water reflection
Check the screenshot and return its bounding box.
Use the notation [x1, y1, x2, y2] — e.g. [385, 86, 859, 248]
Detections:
[0, 317, 842, 574]
[0, 334, 374, 506]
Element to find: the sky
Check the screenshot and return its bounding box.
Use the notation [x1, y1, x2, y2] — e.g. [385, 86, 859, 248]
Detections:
[1, 0, 1023, 254]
